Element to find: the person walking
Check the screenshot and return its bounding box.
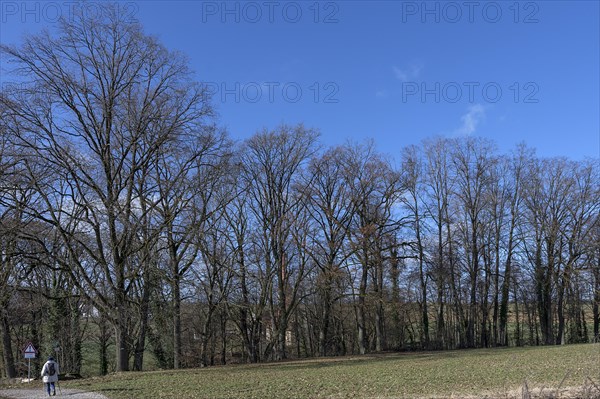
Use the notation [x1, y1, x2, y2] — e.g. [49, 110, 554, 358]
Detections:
[41, 356, 59, 396]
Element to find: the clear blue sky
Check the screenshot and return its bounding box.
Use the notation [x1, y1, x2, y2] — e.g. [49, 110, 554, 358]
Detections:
[1, 1, 599, 159]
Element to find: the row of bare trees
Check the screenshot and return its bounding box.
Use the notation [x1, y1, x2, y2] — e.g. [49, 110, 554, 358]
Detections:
[1, 4, 599, 377]
[400, 140, 599, 350]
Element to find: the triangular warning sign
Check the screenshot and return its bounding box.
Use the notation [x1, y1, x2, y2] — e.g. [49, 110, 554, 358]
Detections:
[24, 342, 36, 353]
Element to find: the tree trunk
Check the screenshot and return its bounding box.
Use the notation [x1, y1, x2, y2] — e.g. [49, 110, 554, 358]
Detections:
[512, 279, 521, 346]
[492, 241, 501, 346]
[435, 199, 446, 349]
[1, 311, 16, 378]
[535, 241, 554, 345]
[436, 285, 445, 349]
[556, 274, 567, 345]
[116, 308, 130, 372]
[172, 273, 182, 369]
[374, 253, 385, 352]
[98, 315, 109, 375]
[70, 302, 82, 375]
[390, 248, 404, 350]
[220, 311, 228, 365]
[275, 252, 290, 361]
[133, 278, 152, 371]
[446, 216, 465, 348]
[499, 228, 515, 346]
[236, 242, 258, 363]
[357, 256, 368, 355]
[375, 302, 384, 352]
[480, 247, 491, 348]
[468, 223, 479, 348]
[201, 307, 215, 367]
[418, 246, 429, 349]
[319, 283, 332, 356]
[593, 259, 600, 339]
[276, 318, 288, 361]
[413, 192, 429, 349]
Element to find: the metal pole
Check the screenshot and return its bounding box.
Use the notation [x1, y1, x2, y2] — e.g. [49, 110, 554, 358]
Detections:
[27, 358, 30, 382]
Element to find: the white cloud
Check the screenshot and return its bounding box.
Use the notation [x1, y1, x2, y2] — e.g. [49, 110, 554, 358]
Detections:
[393, 63, 422, 82]
[455, 104, 485, 135]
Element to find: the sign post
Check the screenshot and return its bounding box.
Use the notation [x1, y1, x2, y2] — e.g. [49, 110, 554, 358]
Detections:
[23, 342, 37, 382]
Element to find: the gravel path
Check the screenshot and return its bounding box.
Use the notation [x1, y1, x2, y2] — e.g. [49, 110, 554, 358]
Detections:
[0, 388, 110, 399]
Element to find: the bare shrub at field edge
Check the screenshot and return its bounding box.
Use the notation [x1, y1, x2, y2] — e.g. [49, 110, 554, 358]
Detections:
[516, 376, 600, 399]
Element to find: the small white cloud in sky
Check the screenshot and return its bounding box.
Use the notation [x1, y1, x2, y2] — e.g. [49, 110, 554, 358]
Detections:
[455, 104, 486, 135]
[393, 63, 422, 82]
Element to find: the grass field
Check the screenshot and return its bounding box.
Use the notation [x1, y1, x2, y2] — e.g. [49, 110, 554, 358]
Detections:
[50, 344, 600, 399]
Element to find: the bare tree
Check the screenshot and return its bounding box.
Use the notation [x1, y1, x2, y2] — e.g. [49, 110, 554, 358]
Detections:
[497, 144, 530, 346]
[192, 170, 237, 367]
[555, 160, 599, 344]
[224, 174, 266, 363]
[522, 158, 570, 345]
[422, 138, 462, 348]
[345, 141, 402, 354]
[451, 137, 496, 348]
[0, 107, 19, 378]
[1, 4, 213, 371]
[401, 145, 430, 348]
[303, 146, 355, 356]
[241, 124, 318, 360]
[150, 129, 231, 368]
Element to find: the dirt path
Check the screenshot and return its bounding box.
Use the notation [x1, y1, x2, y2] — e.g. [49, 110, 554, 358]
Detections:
[0, 388, 110, 399]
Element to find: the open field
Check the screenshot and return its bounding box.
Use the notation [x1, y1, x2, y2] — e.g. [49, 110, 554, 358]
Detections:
[34, 344, 597, 398]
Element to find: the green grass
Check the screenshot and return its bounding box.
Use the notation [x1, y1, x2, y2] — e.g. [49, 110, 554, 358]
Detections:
[61, 344, 600, 398]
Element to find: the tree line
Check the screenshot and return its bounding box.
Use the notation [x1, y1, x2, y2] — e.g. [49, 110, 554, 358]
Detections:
[1, 4, 599, 377]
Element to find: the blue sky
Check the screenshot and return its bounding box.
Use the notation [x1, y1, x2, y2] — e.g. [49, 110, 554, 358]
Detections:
[1, 1, 599, 160]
